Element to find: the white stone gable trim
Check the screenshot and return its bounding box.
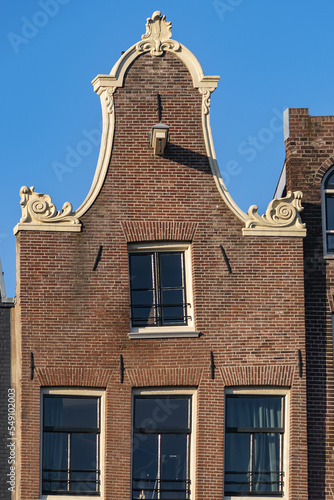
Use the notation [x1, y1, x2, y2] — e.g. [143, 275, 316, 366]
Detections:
[14, 11, 306, 237]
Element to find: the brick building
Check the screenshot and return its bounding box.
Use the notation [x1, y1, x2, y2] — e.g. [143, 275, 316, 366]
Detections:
[11, 11, 333, 500]
[0, 260, 14, 499]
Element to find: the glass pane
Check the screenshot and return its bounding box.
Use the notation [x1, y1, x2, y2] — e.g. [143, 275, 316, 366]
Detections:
[70, 471, 98, 492]
[133, 434, 158, 499]
[226, 396, 282, 429]
[71, 433, 97, 470]
[131, 290, 154, 306]
[325, 171, 334, 189]
[161, 434, 187, 480]
[161, 290, 185, 324]
[159, 253, 183, 288]
[160, 481, 189, 500]
[129, 254, 154, 290]
[132, 306, 156, 326]
[131, 289, 156, 325]
[326, 196, 334, 230]
[225, 433, 251, 493]
[161, 289, 184, 306]
[44, 397, 98, 429]
[327, 234, 334, 251]
[253, 433, 281, 493]
[42, 432, 68, 492]
[134, 397, 190, 430]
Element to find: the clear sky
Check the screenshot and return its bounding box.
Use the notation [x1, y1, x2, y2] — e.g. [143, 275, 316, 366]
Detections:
[1, 1, 334, 297]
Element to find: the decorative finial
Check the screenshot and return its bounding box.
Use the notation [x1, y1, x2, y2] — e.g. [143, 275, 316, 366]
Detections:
[136, 11, 180, 57]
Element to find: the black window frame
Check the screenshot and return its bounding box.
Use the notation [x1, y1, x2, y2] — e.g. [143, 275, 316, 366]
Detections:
[129, 250, 189, 327]
[224, 394, 285, 497]
[322, 166, 334, 255]
[132, 393, 192, 499]
[42, 394, 101, 496]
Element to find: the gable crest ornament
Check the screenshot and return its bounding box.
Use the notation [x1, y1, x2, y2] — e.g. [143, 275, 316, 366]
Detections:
[136, 11, 180, 56]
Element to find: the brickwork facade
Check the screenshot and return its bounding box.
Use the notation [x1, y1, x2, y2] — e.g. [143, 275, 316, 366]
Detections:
[0, 275, 14, 499]
[285, 108, 334, 499]
[13, 21, 312, 500]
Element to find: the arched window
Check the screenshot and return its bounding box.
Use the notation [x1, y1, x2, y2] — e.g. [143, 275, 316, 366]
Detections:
[322, 166, 334, 254]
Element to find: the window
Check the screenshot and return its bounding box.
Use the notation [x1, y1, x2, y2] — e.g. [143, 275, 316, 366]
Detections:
[41, 389, 104, 498]
[322, 166, 334, 255]
[132, 390, 195, 499]
[224, 390, 288, 499]
[128, 243, 198, 338]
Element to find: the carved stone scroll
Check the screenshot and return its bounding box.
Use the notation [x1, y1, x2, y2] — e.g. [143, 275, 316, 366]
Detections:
[245, 191, 306, 230]
[19, 186, 79, 225]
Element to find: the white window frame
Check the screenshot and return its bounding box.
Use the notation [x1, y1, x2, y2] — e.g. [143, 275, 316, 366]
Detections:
[131, 387, 197, 500]
[321, 166, 334, 257]
[224, 387, 290, 500]
[128, 242, 199, 339]
[40, 388, 105, 500]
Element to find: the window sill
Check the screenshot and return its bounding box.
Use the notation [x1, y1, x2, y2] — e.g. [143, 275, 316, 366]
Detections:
[128, 326, 200, 339]
[40, 496, 101, 500]
[224, 496, 284, 500]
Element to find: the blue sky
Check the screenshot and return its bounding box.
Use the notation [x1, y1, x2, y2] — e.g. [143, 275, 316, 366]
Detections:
[1, 1, 334, 297]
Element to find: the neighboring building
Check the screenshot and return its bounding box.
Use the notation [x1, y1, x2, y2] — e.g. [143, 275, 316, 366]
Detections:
[10, 11, 333, 500]
[275, 108, 334, 499]
[0, 260, 14, 499]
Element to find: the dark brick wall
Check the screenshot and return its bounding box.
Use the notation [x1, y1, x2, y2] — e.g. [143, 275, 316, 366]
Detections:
[15, 53, 308, 498]
[285, 108, 334, 499]
[0, 302, 12, 499]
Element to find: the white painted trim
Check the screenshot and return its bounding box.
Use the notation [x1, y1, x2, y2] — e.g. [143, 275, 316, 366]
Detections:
[39, 388, 105, 500]
[131, 387, 197, 500]
[224, 387, 290, 500]
[128, 330, 200, 339]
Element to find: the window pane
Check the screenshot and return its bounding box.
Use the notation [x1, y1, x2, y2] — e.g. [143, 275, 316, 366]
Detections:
[71, 433, 97, 471]
[131, 290, 154, 306]
[326, 196, 334, 230]
[133, 434, 158, 498]
[226, 396, 282, 428]
[42, 432, 68, 492]
[253, 433, 281, 493]
[161, 434, 188, 480]
[131, 290, 156, 325]
[325, 171, 334, 189]
[161, 289, 185, 324]
[44, 397, 98, 429]
[327, 234, 334, 252]
[134, 397, 190, 430]
[129, 254, 154, 290]
[225, 433, 251, 493]
[159, 253, 183, 288]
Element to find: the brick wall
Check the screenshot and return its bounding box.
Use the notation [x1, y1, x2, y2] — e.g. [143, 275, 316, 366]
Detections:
[0, 300, 13, 499]
[285, 108, 334, 499]
[15, 52, 308, 499]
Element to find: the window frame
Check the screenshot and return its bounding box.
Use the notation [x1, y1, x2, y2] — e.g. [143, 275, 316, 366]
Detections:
[40, 388, 105, 500]
[321, 166, 334, 257]
[128, 243, 199, 339]
[131, 387, 197, 500]
[224, 388, 289, 500]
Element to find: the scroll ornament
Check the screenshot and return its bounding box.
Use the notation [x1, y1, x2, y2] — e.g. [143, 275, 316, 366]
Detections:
[97, 86, 117, 114]
[136, 11, 180, 56]
[245, 191, 306, 229]
[198, 88, 216, 115]
[19, 186, 79, 225]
